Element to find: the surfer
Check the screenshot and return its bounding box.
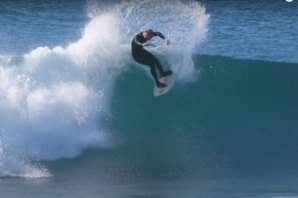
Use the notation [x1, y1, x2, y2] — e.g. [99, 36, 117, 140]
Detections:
[131, 29, 172, 88]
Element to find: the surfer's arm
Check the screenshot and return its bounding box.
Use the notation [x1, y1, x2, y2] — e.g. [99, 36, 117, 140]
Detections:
[153, 32, 165, 39]
[153, 32, 170, 45]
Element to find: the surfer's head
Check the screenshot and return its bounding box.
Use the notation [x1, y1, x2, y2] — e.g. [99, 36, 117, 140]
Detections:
[143, 28, 153, 39]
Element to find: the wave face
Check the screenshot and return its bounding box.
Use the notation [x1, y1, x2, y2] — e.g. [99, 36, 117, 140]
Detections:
[95, 55, 298, 179]
[0, 0, 209, 178]
[110, 55, 298, 176]
[42, 56, 298, 181]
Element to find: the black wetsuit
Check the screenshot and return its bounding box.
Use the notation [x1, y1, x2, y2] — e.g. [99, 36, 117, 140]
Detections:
[131, 31, 169, 86]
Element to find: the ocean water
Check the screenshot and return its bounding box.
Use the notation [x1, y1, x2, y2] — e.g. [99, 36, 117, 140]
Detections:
[0, 0, 298, 197]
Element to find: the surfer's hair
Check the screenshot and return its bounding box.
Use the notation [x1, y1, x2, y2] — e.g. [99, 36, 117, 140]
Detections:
[144, 28, 153, 35]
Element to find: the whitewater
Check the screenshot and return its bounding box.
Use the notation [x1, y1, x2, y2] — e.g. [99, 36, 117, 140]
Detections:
[1, 0, 298, 197]
[0, 0, 209, 178]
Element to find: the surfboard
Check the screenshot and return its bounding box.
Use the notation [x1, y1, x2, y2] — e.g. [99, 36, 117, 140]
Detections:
[153, 74, 175, 97]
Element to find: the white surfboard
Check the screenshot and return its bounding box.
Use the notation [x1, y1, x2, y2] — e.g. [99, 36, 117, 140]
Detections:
[153, 74, 175, 97]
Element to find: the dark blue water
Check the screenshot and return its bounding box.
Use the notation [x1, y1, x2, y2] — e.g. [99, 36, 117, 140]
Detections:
[0, 0, 297, 197]
[0, 0, 87, 54]
[199, 0, 298, 63]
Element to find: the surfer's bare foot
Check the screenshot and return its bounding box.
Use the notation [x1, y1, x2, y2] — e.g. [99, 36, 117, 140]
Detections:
[157, 82, 167, 88]
[162, 70, 173, 77]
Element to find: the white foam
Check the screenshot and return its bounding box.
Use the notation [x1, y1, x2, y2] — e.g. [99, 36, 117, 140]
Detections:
[0, 0, 209, 178]
[0, 13, 126, 178]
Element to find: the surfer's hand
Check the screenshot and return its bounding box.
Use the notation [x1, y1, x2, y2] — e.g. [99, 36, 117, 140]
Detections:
[164, 38, 170, 45]
[142, 43, 149, 47]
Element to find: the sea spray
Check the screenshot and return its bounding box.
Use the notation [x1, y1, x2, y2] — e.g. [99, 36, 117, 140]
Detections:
[0, 14, 126, 178]
[87, 0, 209, 81]
[0, 0, 209, 177]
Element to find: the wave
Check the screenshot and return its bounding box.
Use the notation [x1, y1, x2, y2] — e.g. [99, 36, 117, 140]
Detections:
[44, 55, 298, 180]
[2, 0, 297, 179]
[89, 55, 298, 178]
[0, 0, 208, 178]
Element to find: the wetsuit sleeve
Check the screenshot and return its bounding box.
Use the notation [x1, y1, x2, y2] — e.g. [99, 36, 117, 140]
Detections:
[153, 32, 166, 40]
[133, 34, 144, 46]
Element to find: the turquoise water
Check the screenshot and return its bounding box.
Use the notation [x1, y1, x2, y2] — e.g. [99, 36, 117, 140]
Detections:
[0, 0, 298, 197]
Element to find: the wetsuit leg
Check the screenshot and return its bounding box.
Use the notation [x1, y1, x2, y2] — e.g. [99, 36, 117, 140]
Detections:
[132, 49, 165, 86]
[149, 63, 160, 85]
[152, 56, 165, 75]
